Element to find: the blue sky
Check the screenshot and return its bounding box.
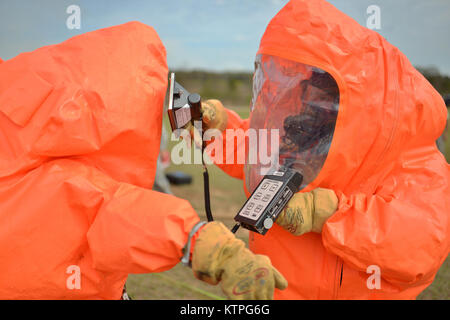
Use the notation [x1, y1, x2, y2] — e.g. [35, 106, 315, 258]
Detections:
[1, 0, 449, 75]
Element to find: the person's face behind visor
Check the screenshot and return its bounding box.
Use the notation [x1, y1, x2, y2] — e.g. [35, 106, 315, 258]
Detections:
[245, 54, 340, 192]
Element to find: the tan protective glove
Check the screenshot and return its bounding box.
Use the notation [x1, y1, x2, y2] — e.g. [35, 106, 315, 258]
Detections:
[200, 99, 228, 132]
[276, 188, 338, 236]
[192, 221, 288, 300]
[183, 99, 228, 147]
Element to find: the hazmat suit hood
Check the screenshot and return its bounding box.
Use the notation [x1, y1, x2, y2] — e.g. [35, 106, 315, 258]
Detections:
[0, 21, 168, 188]
[236, 0, 449, 299]
[0, 22, 201, 300]
[245, 0, 448, 196]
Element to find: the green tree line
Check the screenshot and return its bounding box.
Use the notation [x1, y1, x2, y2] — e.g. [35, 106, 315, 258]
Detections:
[172, 66, 450, 107]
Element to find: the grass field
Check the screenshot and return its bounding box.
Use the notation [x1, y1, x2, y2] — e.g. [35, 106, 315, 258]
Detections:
[126, 106, 450, 300]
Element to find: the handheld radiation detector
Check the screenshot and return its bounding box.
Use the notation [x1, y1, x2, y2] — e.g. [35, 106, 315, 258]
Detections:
[234, 168, 303, 235]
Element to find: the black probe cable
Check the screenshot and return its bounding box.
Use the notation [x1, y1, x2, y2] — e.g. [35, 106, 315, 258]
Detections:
[200, 122, 240, 233]
[203, 147, 240, 233]
[200, 118, 214, 223]
[202, 161, 214, 222]
[231, 223, 241, 233]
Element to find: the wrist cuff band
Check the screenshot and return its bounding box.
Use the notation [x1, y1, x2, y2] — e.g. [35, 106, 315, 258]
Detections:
[181, 221, 207, 266]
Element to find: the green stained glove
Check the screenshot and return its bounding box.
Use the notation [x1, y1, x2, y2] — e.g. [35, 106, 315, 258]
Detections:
[191, 221, 288, 300]
[276, 188, 338, 236]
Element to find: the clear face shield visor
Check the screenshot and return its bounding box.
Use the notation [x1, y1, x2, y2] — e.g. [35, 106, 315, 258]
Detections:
[245, 54, 340, 192]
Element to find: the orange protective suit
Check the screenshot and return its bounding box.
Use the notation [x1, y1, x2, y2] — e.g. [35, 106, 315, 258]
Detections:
[0, 22, 200, 299]
[213, 0, 449, 299]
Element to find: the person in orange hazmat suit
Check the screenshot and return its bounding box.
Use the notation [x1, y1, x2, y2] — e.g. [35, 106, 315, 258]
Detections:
[192, 0, 449, 299]
[0, 21, 288, 300]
